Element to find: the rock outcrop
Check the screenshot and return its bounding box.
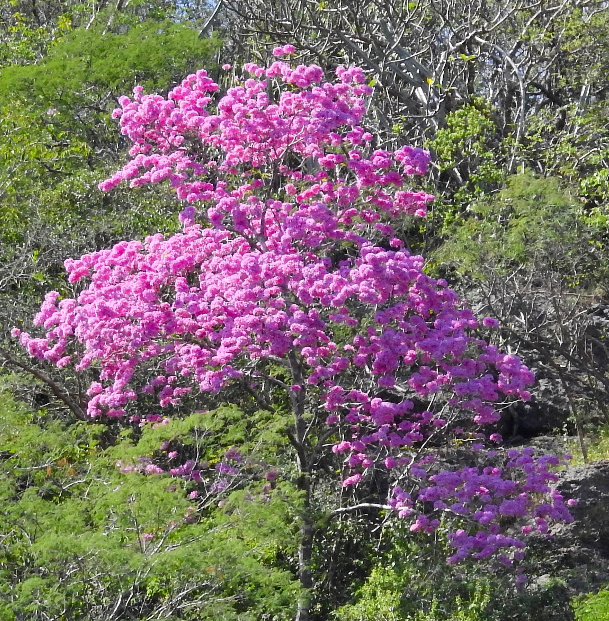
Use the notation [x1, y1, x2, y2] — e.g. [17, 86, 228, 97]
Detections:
[532, 459, 609, 593]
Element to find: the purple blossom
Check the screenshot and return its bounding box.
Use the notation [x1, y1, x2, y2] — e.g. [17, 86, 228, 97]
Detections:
[13, 54, 575, 572]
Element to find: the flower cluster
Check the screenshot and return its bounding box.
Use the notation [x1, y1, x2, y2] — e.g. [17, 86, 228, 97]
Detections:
[16, 53, 572, 567]
[390, 448, 573, 565]
[98, 59, 432, 237]
[117, 443, 245, 502]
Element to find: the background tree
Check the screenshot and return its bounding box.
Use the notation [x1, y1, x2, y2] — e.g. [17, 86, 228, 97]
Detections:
[0, 388, 300, 620]
[435, 174, 609, 458]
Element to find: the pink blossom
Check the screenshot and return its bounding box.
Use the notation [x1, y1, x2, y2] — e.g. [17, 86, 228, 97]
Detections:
[14, 54, 574, 572]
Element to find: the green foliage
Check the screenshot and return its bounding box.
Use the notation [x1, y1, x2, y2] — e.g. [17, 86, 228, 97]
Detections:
[0, 387, 299, 620]
[0, 7, 72, 67]
[0, 20, 219, 103]
[573, 587, 609, 620]
[568, 426, 609, 464]
[434, 173, 600, 281]
[429, 100, 504, 210]
[336, 566, 407, 621]
[335, 531, 574, 621]
[0, 19, 219, 232]
[110, 404, 292, 473]
[522, 99, 609, 218]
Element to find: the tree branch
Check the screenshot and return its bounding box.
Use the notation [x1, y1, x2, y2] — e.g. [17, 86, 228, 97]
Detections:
[0, 346, 87, 420]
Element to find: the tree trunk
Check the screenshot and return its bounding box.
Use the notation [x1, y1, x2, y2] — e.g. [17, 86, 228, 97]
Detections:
[296, 470, 313, 621]
[288, 351, 314, 621]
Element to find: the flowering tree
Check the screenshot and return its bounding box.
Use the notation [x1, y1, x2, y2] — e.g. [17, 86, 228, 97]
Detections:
[16, 47, 574, 620]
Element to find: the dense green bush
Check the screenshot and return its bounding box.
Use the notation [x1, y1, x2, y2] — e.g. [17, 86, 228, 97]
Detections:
[0, 385, 299, 620]
[336, 529, 574, 621]
[573, 587, 609, 620]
